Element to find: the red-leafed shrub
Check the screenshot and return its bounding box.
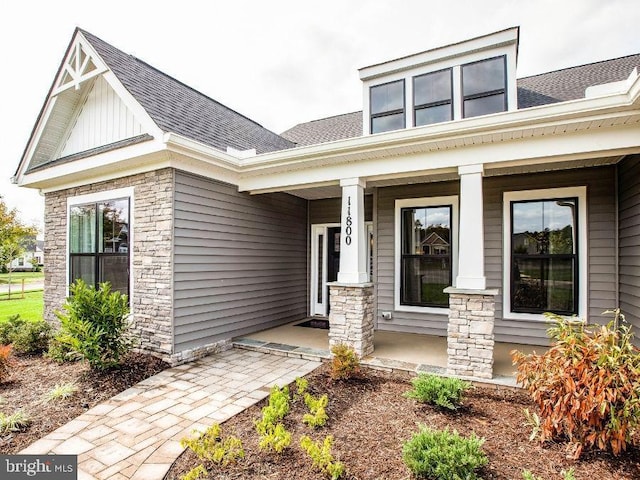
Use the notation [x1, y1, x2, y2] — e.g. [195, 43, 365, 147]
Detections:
[0, 344, 13, 382]
[512, 311, 640, 458]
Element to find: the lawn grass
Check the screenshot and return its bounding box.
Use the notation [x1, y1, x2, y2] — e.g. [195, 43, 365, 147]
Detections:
[0, 271, 44, 284]
[0, 291, 44, 322]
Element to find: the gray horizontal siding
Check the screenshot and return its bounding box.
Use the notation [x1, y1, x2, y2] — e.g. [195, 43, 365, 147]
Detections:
[376, 182, 459, 336]
[173, 171, 308, 352]
[485, 166, 617, 345]
[309, 196, 373, 225]
[618, 155, 640, 338]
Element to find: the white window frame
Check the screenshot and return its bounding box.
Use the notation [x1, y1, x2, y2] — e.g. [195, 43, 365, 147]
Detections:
[502, 186, 587, 321]
[66, 187, 135, 311]
[394, 196, 459, 314]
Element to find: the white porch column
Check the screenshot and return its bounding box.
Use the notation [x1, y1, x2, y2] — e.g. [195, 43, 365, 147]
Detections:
[337, 177, 368, 284]
[455, 164, 486, 290]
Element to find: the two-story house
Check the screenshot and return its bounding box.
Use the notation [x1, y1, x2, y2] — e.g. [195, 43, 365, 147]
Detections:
[12, 27, 640, 378]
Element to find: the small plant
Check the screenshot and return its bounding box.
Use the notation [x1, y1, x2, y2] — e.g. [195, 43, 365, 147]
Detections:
[0, 344, 13, 383]
[303, 393, 329, 428]
[300, 435, 345, 479]
[404, 374, 471, 410]
[522, 468, 577, 480]
[180, 464, 207, 480]
[54, 280, 135, 371]
[295, 376, 309, 398]
[330, 343, 360, 380]
[180, 423, 244, 466]
[45, 337, 76, 363]
[0, 315, 52, 354]
[512, 312, 640, 458]
[402, 426, 487, 480]
[0, 410, 30, 434]
[522, 408, 541, 442]
[255, 385, 292, 453]
[44, 382, 78, 402]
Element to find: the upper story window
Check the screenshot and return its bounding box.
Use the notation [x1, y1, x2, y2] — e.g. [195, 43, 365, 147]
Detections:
[370, 80, 405, 134]
[462, 55, 507, 118]
[413, 68, 453, 127]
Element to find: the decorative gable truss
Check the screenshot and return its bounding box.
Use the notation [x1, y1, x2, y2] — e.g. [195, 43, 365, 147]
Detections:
[16, 30, 162, 181]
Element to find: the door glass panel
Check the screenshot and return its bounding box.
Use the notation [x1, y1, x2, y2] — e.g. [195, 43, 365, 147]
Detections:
[317, 234, 324, 304]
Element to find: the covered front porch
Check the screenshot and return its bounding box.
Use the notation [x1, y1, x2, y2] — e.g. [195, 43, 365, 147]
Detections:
[234, 320, 541, 387]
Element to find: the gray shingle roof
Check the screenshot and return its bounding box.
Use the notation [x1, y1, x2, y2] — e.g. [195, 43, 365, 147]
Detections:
[81, 29, 295, 154]
[517, 53, 640, 108]
[280, 111, 362, 147]
[281, 54, 640, 147]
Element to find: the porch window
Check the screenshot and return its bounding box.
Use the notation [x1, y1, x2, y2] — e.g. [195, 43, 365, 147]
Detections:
[510, 198, 578, 315]
[69, 197, 130, 296]
[462, 56, 507, 118]
[400, 205, 452, 307]
[413, 68, 453, 127]
[370, 79, 405, 134]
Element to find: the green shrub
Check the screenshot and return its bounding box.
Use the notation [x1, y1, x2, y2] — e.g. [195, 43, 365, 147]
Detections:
[404, 374, 471, 410]
[180, 465, 207, 480]
[45, 337, 76, 363]
[0, 315, 52, 354]
[180, 423, 244, 466]
[255, 385, 292, 453]
[512, 312, 640, 458]
[330, 343, 360, 381]
[303, 393, 329, 428]
[295, 377, 309, 398]
[54, 280, 134, 371]
[402, 426, 487, 480]
[300, 435, 345, 479]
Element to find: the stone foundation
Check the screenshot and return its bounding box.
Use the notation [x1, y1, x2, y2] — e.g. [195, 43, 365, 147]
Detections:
[44, 168, 175, 358]
[445, 288, 498, 379]
[328, 283, 374, 357]
[168, 339, 233, 366]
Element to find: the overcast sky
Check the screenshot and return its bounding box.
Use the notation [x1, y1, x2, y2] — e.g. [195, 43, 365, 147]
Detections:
[1, 0, 638, 235]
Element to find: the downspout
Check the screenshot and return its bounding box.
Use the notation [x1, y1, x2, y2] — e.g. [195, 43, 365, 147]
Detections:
[614, 161, 620, 308]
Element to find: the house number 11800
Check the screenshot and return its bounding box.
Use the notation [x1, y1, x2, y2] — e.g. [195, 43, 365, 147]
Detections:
[345, 196, 352, 245]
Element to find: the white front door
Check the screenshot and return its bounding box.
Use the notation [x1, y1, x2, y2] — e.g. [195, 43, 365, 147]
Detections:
[310, 223, 373, 316]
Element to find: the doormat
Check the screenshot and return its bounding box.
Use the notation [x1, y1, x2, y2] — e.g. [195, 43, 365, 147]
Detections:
[295, 318, 329, 329]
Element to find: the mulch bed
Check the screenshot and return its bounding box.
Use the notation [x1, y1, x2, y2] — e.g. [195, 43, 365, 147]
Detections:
[0, 352, 169, 454]
[166, 363, 640, 480]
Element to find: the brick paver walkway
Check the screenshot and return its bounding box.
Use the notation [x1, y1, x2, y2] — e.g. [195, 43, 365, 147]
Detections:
[20, 349, 321, 480]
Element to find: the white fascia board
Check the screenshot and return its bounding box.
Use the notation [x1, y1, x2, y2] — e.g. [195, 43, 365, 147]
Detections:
[359, 27, 519, 80]
[18, 138, 167, 192]
[163, 132, 242, 171]
[238, 122, 640, 192]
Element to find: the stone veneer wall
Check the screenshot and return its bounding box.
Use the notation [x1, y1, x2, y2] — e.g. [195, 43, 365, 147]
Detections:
[328, 284, 375, 357]
[44, 168, 175, 359]
[446, 291, 497, 379]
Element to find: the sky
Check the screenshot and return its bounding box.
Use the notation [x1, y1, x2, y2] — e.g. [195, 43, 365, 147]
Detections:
[1, 0, 638, 237]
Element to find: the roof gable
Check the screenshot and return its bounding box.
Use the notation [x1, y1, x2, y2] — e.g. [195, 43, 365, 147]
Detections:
[79, 30, 294, 155]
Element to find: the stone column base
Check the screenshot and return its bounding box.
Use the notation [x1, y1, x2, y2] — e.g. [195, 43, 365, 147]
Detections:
[444, 287, 498, 379]
[328, 283, 374, 357]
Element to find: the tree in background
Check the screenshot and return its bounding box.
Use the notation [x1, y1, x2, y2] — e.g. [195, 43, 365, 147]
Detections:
[0, 196, 38, 299]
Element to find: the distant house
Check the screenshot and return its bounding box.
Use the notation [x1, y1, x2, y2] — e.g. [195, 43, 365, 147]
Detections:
[7, 240, 43, 272]
[12, 27, 640, 378]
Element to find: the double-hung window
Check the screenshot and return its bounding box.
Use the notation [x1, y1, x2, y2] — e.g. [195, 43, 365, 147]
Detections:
[413, 68, 453, 127]
[395, 197, 458, 310]
[462, 55, 507, 118]
[504, 187, 586, 318]
[69, 195, 130, 296]
[370, 80, 405, 134]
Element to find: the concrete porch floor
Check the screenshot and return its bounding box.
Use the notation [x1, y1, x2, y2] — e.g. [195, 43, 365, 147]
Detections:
[235, 319, 544, 387]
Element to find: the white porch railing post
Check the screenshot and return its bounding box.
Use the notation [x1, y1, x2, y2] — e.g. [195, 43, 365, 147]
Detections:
[455, 164, 486, 290]
[337, 177, 368, 284]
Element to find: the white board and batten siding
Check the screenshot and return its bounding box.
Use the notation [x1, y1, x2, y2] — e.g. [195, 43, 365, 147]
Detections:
[173, 171, 308, 352]
[618, 155, 640, 339]
[59, 76, 144, 158]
